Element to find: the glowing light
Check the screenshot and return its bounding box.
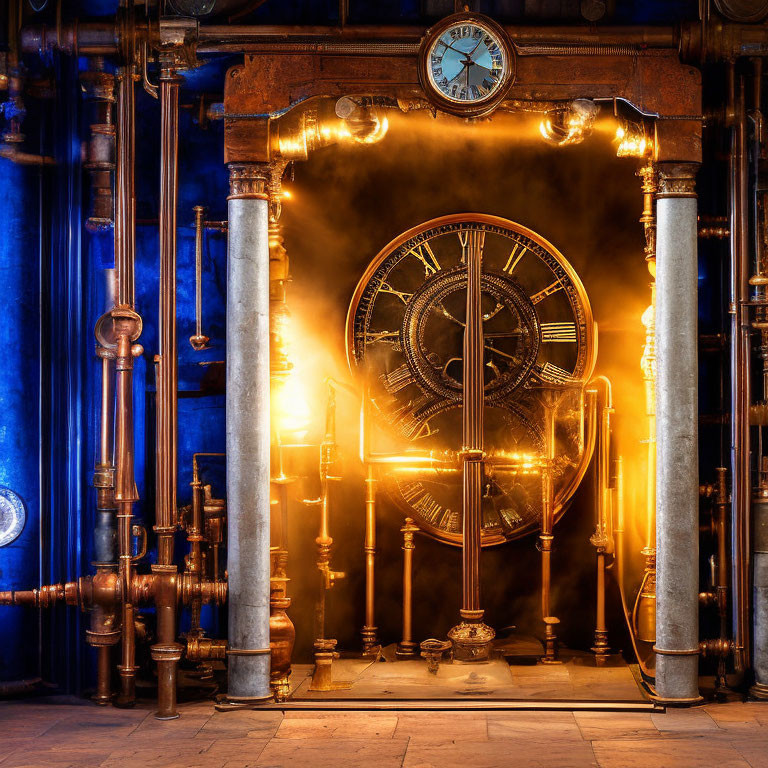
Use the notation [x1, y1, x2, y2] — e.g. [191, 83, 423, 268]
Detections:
[539, 99, 598, 147]
[615, 120, 652, 158]
[273, 374, 312, 442]
[281, 189, 293, 201]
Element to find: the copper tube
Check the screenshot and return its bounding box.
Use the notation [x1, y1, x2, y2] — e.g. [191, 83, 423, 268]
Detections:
[590, 377, 614, 658]
[361, 463, 377, 653]
[194, 23, 676, 54]
[151, 67, 183, 720]
[461, 230, 484, 617]
[95, 646, 112, 704]
[114, 67, 135, 309]
[190, 205, 210, 351]
[540, 392, 560, 663]
[730, 68, 751, 673]
[155, 69, 182, 567]
[314, 385, 344, 648]
[114, 327, 139, 706]
[396, 518, 418, 658]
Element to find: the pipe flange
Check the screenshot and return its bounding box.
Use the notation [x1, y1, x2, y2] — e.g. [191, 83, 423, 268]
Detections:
[150, 642, 184, 663]
[86, 629, 122, 647]
[95, 309, 143, 349]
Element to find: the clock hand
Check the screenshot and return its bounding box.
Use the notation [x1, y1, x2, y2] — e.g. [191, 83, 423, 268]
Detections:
[436, 302, 465, 327]
[484, 329, 525, 339]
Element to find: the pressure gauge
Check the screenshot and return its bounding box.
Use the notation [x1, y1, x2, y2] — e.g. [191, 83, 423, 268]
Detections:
[418, 14, 515, 118]
[0, 487, 26, 547]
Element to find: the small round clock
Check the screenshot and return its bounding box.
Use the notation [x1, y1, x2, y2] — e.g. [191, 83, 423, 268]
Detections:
[418, 14, 515, 118]
[0, 487, 26, 547]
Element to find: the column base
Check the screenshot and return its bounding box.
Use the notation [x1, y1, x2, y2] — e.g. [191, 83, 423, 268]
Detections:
[396, 641, 418, 659]
[650, 694, 704, 706]
[215, 693, 274, 711]
[448, 619, 495, 662]
[749, 681, 768, 700]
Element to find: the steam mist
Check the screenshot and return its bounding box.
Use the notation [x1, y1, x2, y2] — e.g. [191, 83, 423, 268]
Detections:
[278, 110, 652, 663]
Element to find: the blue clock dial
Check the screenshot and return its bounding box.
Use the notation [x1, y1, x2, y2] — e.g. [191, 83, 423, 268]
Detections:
[427, 22, 506, 104]
[0, 487, 26, 547]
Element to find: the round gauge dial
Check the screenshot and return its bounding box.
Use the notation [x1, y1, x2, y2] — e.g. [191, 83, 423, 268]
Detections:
[0, 487, 26, 547]
[346, 214, 596, 546]
[418, 15, 515, 117]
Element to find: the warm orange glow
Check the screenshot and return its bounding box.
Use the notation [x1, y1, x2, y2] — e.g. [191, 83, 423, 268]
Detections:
[615, 121, 652, 158]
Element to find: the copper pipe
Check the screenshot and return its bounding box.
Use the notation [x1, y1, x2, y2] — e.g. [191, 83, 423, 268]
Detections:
[396, 518, 418, 658]
[539, 391, 562, 664]
[151, 66, 183, 721]
[448, 230, 494, 661]
[114, 325, 140, 706]
[730, 67, 751, 673]
[155, 69, 181, 566]
[361, 463, 378, 654]
[114, 67, 135, 309]
[313, 384, 345, 649]
[589, 378, 614, 658]
[461, 230, 484, 617]
[190, 205, 210, 351]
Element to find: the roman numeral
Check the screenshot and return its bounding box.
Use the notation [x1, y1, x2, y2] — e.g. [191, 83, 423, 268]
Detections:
[381, 363, 414, 394]
[377, 281, 412, 304]
[363, 330, 399, 345]
[408, 242, 441, 276]
[536, 361, 574, 384]
[530, 280, 563, 305]
[540, 322, 577, 343]
[502, 242, 527, 274]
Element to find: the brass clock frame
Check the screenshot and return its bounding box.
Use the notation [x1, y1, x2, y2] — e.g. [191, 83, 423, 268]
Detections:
[346, 213, 598, 547]
[417, 13, 517, 119]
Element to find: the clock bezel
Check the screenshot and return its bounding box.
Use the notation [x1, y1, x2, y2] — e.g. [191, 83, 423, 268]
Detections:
[345, 213, 597, 547]
[417, 13, 516, 118]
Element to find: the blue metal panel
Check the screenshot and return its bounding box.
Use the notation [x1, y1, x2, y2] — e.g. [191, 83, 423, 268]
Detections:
[0, 158, 42, 682]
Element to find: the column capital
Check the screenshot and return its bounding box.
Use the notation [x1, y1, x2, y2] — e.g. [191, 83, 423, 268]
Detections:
[657, 163, 699, 199]
[227, 163, 270, 201]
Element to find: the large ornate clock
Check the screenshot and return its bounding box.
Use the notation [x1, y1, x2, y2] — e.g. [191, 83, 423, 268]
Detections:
[346, 214, 597, 546]
[418, 14, 516, 118]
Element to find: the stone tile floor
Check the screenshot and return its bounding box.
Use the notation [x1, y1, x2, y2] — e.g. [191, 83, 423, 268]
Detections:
[1, 697, 767, 768]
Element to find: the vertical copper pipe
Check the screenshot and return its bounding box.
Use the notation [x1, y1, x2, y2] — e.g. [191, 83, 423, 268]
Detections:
[447, 229, 495, 661]
[114, 67, 135, 309]
[112, 45, 141, 707]
[461, 229, 485, 616]
[362, 463, 378, 653]
[114, 326, 139, 706]
[540, 394, 560, 663]
[730, 69, 751, 674]
[151, 66, 183, 720]
[96, 646, 111, 703]
[155, 69, 181, 567]
[396, 518, 418, 658]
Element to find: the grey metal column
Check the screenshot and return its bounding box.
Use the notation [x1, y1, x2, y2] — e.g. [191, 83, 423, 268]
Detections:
[226, 163, 272, 702]
[654, 162, 702, 704]
[753, 497, 768, 698]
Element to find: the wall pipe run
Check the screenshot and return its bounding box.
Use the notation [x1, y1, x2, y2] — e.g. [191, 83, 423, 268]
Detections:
[654, 162, 702, 704]
[150, 64, 184, 722]
[226, 164, 272, 703]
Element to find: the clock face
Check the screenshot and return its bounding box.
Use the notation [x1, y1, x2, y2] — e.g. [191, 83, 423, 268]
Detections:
[427, 22, 506, 105]
[346, 214, 596, 546]
[419, 15, 514, 116]
[0, 487, 26, 547]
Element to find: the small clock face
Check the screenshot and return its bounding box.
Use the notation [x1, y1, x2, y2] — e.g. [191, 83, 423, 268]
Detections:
[427, 22, 506, 105]
[0, 487, 26, 547]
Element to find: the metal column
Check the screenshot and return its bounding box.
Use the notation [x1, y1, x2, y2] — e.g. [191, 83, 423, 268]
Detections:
[226, 164, 272, 702]
[654, 162, 702, 704]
